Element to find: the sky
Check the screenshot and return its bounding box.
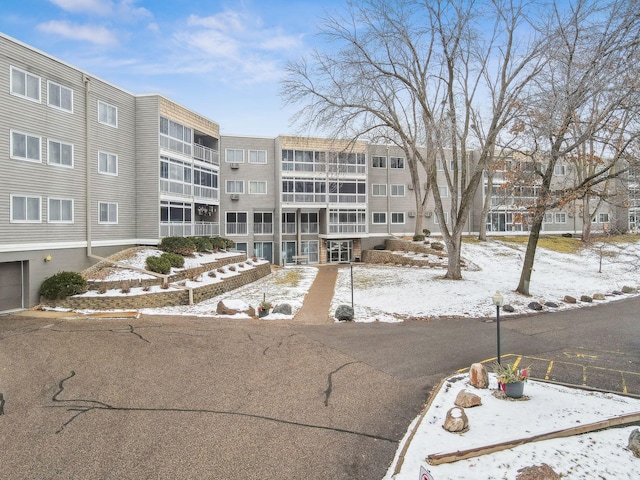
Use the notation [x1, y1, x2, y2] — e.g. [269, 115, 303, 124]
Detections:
[0, 0, 347, 137]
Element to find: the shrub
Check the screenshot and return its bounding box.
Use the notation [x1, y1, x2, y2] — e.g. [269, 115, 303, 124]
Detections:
[120, 283, 131, 294]
[373, 244, 386, 250]
[210, 236, 235, 250]
[146, 256, 171, 274]
[192, 236, 213, 252]
[40, 271, 88, 300]
[413, 234, 425, 242]
[431, 242, 445, 251]
[423, 229, 431, 237]
[160, 252, 184, 269]
[98, 284, 107, 294]
[159, 236, 196, 256]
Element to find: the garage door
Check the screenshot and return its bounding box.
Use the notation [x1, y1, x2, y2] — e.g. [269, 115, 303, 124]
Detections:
[0, 262, 24, 312]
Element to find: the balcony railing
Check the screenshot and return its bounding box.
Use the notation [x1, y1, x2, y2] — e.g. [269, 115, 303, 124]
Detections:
[253, 223, 274, 235]
[193, 185, 219, 201]
[328, 223, 367, 234]
[194, 144, 220, 165]
[160, 222, 219, 238]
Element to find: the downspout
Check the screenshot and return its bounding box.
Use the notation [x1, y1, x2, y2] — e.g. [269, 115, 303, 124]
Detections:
[84, 75, 92, 257]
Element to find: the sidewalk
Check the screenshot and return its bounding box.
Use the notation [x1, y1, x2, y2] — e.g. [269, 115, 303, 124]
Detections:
[293, 264, 341, 324]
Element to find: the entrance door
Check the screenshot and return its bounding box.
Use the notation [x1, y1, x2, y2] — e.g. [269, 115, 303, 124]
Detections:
[327, 240, 353, 263]
[0, 261, 24, 311]
[254, 242, 273, 263]
[282, 241, 296, 264]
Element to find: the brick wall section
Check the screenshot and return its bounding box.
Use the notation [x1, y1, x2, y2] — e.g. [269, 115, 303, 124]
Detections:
[87, 253, 246, 291]
[46, 263, 271, 310]
[361, 239, 447, 267]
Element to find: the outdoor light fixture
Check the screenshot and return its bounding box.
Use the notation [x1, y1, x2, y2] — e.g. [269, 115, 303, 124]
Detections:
[44, 254, 52, 263]
[492, 290, 504, 364]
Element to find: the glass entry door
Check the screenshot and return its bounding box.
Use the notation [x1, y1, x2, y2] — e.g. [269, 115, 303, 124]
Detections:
[327, 240, 353, 263]
[282, 241, 296, 264]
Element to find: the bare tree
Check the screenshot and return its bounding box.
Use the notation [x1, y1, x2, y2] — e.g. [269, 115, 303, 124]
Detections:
[282, 0, 545, 279]
[509, 0, 640, 295]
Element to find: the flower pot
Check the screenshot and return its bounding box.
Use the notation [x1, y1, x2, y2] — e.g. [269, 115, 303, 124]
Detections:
[258, 308, 270, 318]
[504, 381, 525, 398]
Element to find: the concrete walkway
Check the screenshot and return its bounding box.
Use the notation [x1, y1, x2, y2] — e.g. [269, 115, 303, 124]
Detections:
[293, 264, 341, 324]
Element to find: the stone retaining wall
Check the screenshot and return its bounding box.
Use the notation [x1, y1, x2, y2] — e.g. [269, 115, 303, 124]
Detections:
[362, 249, 444, 268]
[45, 262, 271, 310]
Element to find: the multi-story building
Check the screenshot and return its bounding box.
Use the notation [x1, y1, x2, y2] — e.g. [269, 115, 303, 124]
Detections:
[0, 33, 623, 312]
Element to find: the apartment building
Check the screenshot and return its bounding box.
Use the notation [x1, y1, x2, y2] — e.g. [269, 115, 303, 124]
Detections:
[0, 33, 623, 311]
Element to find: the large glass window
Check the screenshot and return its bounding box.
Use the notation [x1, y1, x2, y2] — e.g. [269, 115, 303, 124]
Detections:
[249, 181, 267, 194]
[11, 131, 41, 162]
[160, 117, 192, 156]
[98, 100, 117, 127]
[47, 81, 73, 112]
[328, 181, 366, 203]
[253, 212, 273, 234]
[372, 184, 387, 196]
[390, 156, 405, 169]
[372, 156, 387, 168]
[226, 180, 244, 194]
[282, 212, 296, 234]
[248, 150, 267, 164]
[328, 209, 367, 233]
[48, 198, 73, 223]
[47, 139, 74, 167]
[301, 240, 319, 263]
[98, 151, 118, 175]
[193, 165, 218, 200]
[226, 149, 244, 163]
[226, 212, 248, 235]
[161, 201, 192, 223]
[11, 195, 41, 222]
[390, 184, 405, 196]
[160, 156, 192, 195]
[372, 212, 387, 224]
[10, 66, 40, 102]
[300, 212, 318, 233]
[391, 212, 405, 224]
[98, 202, 118, 224]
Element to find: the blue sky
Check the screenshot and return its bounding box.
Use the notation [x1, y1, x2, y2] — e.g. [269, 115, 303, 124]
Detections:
[1, 0, 344, 136]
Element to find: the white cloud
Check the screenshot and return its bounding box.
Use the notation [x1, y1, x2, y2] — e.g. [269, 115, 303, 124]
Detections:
[37, 20, 119, 46]
[49, 0, 113, 16]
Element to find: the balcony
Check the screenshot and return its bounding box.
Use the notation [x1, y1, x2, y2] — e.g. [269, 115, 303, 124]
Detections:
[328, 223, 367, 234]
[160, 222, 219, 238]
[194, 143, 220, 166]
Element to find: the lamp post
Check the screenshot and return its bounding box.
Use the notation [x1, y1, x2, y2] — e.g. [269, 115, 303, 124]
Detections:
[492, 290, 504, 365]
[350, 262, 354, 311]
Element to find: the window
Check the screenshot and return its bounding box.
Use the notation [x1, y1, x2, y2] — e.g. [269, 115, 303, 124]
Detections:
[10, 66, 40, 102]
[98, 202, 118, 224]
[372, 212, 387, 224]
[434, 212, 449, 224]
[226, 180, 244, 194]
[599, 213, 610, 223]
[98, 100, 117, 127]
[48, 198, 73, 223]
[438, 186, 449, 198]
[253, 212, 273, 235]
[193, 165, 218, 199]
[301, 240, 319, 263]
[391, 212, 405, 224]
[47, 139, 74, 167]
[11, 131, 41, 162]
[372, 184, 387, 196]
[98, 151, 118, 175]
[282, 212, 296, 234]
[47, 81, 73, 112]
[544, 213, 553, 223]
[160, 117, 192, 156]
[11, 195, 41, 222]
[555, 213, 566, 224]
[226, 149, 244, 163]
[248, 150, 267, 164]
[300, 212, 318, 233]
[372, 156, 387, 168]
[161, 200, 192, 224]
[554, 164, 566, 175]
[160, 156, 192, 195]
[390, 156, 405, 169]
[249, 181, 267, 194]
[390, 184, 405, 196]
[226, 212, 248, 235]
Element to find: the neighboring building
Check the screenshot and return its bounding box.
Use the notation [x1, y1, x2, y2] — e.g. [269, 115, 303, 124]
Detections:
[0, 34, 623, 311]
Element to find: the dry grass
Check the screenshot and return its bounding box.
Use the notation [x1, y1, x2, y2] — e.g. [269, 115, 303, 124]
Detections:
[273, 269, 304, 288]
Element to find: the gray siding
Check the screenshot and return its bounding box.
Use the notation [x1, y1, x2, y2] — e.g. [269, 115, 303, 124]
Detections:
[135, 95, 161, 240]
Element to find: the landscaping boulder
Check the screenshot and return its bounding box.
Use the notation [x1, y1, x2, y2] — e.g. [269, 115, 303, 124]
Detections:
[544, 302, 559, 308]
[455, 389, 482, 408]
[469, 363, 489, 389]
[528, 302, 543, 311]
[622, 285, 638, 294]
[628, 429, 640, 458]
[516, 463, 561, 480]
[503, 304, 515, 313]
[580, 295, 593, 303]
[443, 407, 468, 433]
[612, 290, 623, 295]
[593, 293, 606, 300]
[272, 303, 292, 315]
[564, 295, 577, 304]
[216, 299, 255, 317]
[335, 304, 354, 321]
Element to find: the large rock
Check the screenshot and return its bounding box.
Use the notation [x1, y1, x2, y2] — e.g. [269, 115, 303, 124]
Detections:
[272, 303, 292, 315]
[528, 302, 543, 311]
[469, 363, 489, 389]
[455, 389, 482, 408]
[335, 304, 354, 321]
[442, 407, 468, 433]
[628, 429, 640, 458]
[593, 293, 606, 300]
[622, 285, 638, 294]
[544, 301, 559, 308]
[516, 463, 561, 480]
[216, 299, 255, 317]
[503, 304, 515, 313]
[564, 295, 577, 304]
[580, 295, 593, 303]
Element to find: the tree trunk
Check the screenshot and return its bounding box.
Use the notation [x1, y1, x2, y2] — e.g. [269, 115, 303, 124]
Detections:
[478, 173, 493, 241]
[582, 196, 592, 242]
[443, 230, 463, 280]
[516, 216, 544, 295]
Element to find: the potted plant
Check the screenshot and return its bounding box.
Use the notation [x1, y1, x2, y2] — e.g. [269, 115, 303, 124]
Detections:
[258, 300, 272, 318]
[493, 362, 530, 398]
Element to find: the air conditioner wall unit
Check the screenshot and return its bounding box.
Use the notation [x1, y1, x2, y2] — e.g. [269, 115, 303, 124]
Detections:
[230, 163, 239, 169]
[230, 194, 240, 200]
[408, 211, 416, 218]
[407, 183, 414, 190]
[568, 212, 574, 218]
[425, 211, 433, 218]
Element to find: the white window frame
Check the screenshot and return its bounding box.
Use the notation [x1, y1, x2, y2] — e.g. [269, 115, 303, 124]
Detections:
[98, 201, 118, 224]
[372, 212, 387, 224]
[390, 156, 405, 169]
[10, 195, 41, 223]
[98, 100, 118, 127]
[438, 186, 449, 198]
[225, 211, 248, 236]
[248, 149, 267, 164]
[48, 198, 74, 223]
[372, 156, 387, 168]
[10, 130, 41, 163]
[10, 66, 41, 102]
[598, 213, 610, 223]
[372, 184, 387, 196]
[47, 80, 73, 112]
[544, 213, 553, 223]
[226, 180, 245, 194]
[554, 164, 566, 176]
[225, 148, 244, 163]
[390, 184, 405, 196]
[98, 151, 118, 176]
[248, 180, 267, 194]
[47, 139, 74, 168]
[391, 212, 405, 224]
[555, 213, 566, 224]
[435, 212, 449, 224]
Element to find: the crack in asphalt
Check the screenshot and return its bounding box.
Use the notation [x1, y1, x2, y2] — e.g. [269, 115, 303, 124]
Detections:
[324, 362, 360, 407]
[50, 325, 150, 343]
[50, 371, 396, 442]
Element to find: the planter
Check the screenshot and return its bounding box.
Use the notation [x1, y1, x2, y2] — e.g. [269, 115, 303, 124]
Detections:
[258, 308, 270, 318]
[504, 381, 525, 398]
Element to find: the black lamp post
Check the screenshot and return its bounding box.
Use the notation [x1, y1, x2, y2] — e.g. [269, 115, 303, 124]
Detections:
[350, 262, 354, 311]
[492, 290, 504, 365]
